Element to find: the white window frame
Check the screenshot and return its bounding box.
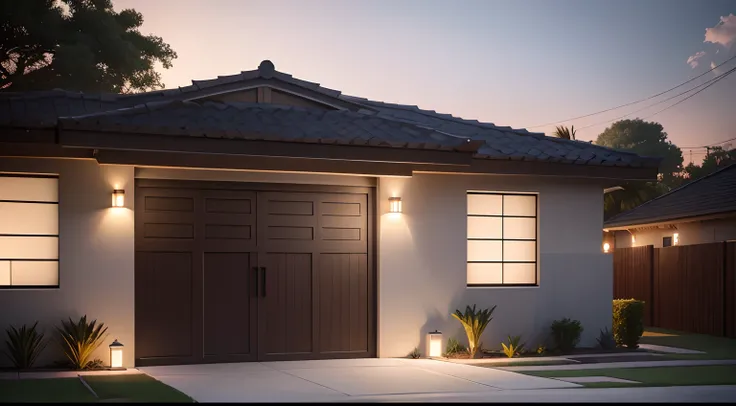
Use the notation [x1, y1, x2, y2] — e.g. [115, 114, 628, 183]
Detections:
[466, 191, 538, 287]
[0, 174, 59, 289]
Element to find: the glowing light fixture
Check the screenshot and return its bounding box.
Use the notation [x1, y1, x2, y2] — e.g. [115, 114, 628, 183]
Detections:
[673, 233, 679, 246]
[112, 189, 125, 207]
[603, 242, 611, 253]
[109, 339, 125, 369]
[389, 196, 402, 213]
[631, 235, 636, 245]
[427, 330, 443, 358]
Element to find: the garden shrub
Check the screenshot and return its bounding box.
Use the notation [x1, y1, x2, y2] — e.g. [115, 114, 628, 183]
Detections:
[613, 299, 644, 348]
[550, 318, 583, 353]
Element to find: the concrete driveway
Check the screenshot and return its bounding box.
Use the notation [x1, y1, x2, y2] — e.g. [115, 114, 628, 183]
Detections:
[140, 358, 579, 402]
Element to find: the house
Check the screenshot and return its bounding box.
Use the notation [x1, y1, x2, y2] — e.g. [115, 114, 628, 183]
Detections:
[0, 60, 659, 367]
[604, 164, 736, 249]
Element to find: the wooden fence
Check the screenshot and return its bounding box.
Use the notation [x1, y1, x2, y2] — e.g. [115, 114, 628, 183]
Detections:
[613, 241, 736, 337]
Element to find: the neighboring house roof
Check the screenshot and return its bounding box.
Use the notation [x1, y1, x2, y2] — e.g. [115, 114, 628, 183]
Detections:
[604, 164, 736, 228]
[0, 60, 660, 170]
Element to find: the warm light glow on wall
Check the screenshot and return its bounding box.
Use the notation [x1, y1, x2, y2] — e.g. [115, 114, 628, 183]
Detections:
[109, 339, 124, 369]
[631, 235, 636, 245]
[112, 189, 125, 207]
[427, 330, 442, 358]
[673, 233, 679, 246]
[603, 242, 611, 253]
[389, 197, 402, 213]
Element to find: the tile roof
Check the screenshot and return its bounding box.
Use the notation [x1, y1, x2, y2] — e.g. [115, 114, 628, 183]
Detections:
[604, 164, 736, 228]
[1, 60, 660, 170]
[58, 100, 483, 152]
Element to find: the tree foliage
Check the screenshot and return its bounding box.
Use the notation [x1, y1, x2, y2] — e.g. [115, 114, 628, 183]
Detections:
[684, 146, 736, 181]
[596, 119, 683, 183]
[552, 125, 576, 140]
[0, 0, 176, 93]
[596, 119, 684, 219]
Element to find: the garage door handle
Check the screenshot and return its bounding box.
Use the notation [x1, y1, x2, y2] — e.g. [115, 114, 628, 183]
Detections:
[252, 266, 259, 297]
[260, 267, 266, 298]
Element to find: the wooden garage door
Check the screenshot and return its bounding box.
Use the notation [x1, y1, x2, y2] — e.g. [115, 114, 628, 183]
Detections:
[134, 180, 375, 366]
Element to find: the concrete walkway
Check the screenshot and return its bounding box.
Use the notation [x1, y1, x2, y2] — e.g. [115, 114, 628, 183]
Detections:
[498, 359, 736, 372]
[337, 385, 736, 403]
[140, 358, 579, 403]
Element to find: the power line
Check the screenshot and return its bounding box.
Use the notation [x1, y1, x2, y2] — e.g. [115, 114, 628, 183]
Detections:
[525, 53, 736, 129]
[640, 66, 736, 121]
[574, 65, 736, 131]
[680, 136, 736, 150]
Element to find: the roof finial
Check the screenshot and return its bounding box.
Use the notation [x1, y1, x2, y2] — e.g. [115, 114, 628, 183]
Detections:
[258, 60, 275, 78]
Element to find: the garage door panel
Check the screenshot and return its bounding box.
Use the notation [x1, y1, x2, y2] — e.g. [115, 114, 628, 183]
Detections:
[262, 215, 316, 228]
[319, 253, 369, 354]
[203, 197, 254, 214]
[136, 239, 197, 252]
[139, 211, 195, 225]
[204, 224, 253, 240]
[259, 253, 313, 358]
[135, 251, 193, 360]
[203, 252, 257, 359]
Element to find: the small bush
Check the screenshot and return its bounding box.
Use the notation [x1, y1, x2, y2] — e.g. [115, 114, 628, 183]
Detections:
[550, 318, 583, 353]
[445, 337, 467, 357]
[613, 299, 645, 348]
[56, 315, 108, 370]
[3, 322, 47, 369]
[451, 304, 497, 359]
[536, 344, 547, 356]
[501, 335, 526, 358]
[596, 327, 617, 350]
[408, 347, 421, 359]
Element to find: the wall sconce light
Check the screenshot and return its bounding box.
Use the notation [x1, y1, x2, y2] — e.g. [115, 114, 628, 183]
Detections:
[673, 233, 679, 246]
[389, 196, 402, 213]
[112, 189, 125, 207]
[603, 242, 611, 253]
[631, 235, 636, 245]
[109, 339, 125, 370]
[426, 330, 443, 358]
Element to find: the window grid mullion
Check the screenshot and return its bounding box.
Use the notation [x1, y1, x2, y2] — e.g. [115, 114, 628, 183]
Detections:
[501, 195, 504, 283]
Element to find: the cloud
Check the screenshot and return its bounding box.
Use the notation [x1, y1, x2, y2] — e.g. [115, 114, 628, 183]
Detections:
[704, 13, 736, 48]
[687, 51, 706, 68]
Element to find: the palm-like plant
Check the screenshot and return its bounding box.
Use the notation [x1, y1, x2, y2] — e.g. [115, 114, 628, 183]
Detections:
[451, 304, 497, 358]
[552, 125, 576, 140]
[3, 322, 47, 369]
[56, 316, 108, 370]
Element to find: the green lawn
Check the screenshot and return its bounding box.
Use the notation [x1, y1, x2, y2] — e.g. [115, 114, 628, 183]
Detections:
[641, 327, 736, 360]
[525, 365, 736, 388]
[0, 374, 193, 403]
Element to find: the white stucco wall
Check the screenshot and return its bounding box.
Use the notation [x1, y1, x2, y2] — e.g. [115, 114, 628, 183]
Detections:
[377, 173, 612, 357]
[0, 158, 135, 368]
[0, 158, 613, 366]
[613, 217, 736, 249]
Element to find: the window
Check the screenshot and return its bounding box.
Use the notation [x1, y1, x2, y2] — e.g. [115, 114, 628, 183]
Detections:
[662, 236, 672, 247]
[0, 175, 59, 288]
[467, 192, 537, 286]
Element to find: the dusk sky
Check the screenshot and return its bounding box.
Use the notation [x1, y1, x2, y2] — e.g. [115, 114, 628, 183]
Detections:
[116, 0, 736, 164]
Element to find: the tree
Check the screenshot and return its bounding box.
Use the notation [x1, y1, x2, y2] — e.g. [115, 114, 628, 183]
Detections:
[684, 145, 736, 182]
[596, 119, 683, 220]
[596, 119, 683, 184]
[0, 0, 177, 93]
[552, 125, 576, 140]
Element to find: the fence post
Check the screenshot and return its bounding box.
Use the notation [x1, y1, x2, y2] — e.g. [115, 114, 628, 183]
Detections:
[650, 245, 656, 327]
[724, 241, 729, 337]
